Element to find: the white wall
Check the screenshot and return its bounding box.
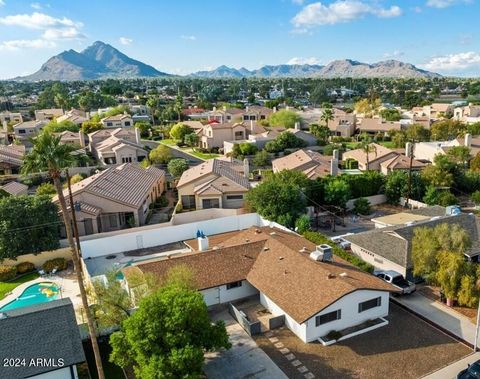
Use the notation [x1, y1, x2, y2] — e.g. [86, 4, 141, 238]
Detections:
[345, 194, 387, 211]
[303, 290, 389, 342]
[350, 243, 407, 277]
[79, 212, 262, 258]
[201, 280, 258, 306]
[260, 292, 307, 342]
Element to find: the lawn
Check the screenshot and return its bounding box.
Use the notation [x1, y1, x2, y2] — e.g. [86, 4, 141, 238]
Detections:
[159, 139, 176, 146]
[188, 150, 221, 160]
[82, 339, 128, 379]
[0, 272, 39, 300]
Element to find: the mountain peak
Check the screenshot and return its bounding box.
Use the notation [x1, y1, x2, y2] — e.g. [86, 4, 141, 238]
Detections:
[16, 41, 169, 81]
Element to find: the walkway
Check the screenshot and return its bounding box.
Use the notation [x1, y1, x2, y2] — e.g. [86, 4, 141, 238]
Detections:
[394, 292, 477, 346]
[205, 308, 288, 379]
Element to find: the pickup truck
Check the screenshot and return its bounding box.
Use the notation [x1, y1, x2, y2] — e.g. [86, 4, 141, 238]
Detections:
[374, 270, 416, 295]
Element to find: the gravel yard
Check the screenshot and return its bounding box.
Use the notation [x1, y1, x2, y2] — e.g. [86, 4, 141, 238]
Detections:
[254, 302, 471, 379]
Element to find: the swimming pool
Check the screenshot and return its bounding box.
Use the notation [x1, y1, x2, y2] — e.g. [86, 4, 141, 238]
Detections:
[0, 282, 61, 312]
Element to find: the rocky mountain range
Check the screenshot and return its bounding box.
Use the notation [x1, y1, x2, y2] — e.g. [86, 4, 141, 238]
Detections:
[16, 41, 169, 81]
[14, 41, 441, 81]
[191, 59, 440, 79]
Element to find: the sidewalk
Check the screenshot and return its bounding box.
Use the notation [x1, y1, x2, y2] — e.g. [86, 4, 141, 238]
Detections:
[394, 292, 477, 346]
[422, 352, 480, 379]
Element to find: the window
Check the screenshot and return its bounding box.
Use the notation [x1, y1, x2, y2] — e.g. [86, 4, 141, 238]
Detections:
[202, 198, 220, 209]
[124, 121, 131, 126]
[122, 157, 133, 163]
[18, 129, 26, 134]
[226, 281, 242, 290]
[107, 122, 113, 127]
[315, 310, 341, 326]
[108, 214, 118, 228]
[226, 194, 243, 200]
[181, 195, 196, 209]
[234, 131, 244, 140]
[358, 297, 382, 313]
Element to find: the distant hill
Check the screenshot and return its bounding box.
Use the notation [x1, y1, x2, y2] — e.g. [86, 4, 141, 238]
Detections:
[190, 59, 441, 79]
[16, 41, 170, 81]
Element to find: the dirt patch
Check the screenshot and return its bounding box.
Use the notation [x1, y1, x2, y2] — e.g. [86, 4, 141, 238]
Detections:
[419, 285, 477, 323]
[253, 303, 471, 379]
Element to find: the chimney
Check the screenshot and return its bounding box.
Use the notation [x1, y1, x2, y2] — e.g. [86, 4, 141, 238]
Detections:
[273, 106, 277, 113]
[243, 158, 250, 179]
[330, 149, 339, 177]
[198, 235, 209, 251]
[246, 106, 249, 112]
[465, 133, 472, 148]
[250, 120, 255, 134]
[332, 149, 339, 161]
[294, 122, 300, 131]
[134, 127, 141, 144]
[213, 106, 217, 112]
[78, 130, 86, 148]
[405, 142, 413, 157]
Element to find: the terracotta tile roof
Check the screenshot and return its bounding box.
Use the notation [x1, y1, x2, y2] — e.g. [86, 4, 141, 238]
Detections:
[54, 164, 164, 208]
[129, 226, 396, 324]
[177, 158, 249, 189]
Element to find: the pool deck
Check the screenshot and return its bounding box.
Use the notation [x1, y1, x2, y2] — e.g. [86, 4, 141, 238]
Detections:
[0, 268, 82, 321]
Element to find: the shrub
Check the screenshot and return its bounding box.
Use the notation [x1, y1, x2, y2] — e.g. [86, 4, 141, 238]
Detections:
[0, 265, 17, 281]
[326, 330, 342, 341]
[16, 262, 35, 274]
[295, 215, 311, 234]
[353, 197, 371, 215]
[42, 258, 68, 273]
[303, 231, 374, 273]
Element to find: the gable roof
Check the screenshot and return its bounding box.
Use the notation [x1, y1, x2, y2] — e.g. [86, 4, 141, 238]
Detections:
[177, 158, 249, 189]
[272, 149, 331, 179]
[380, 154, 426, 170]
[0, 145, 24, 166]
[343, 143, 396, 165]
[0, 299, 85, 378]
[101, 113, 132, 122]
[126, 227, 395, 324]
[1, 181, 28, 195]
[54, 164, 164, 208]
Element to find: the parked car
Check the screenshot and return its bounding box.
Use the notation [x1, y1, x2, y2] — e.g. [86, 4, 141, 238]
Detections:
[457, 360, 480, 379]
[330, 234, 353, 250]
[373, 270, 416, 295]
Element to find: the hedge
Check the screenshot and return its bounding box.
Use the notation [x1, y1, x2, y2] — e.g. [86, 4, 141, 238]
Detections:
[42, 258, 68, 273]
[16, 262, 35, 274]
[303, 231, 374, 273]
[0, 265, 17, 281]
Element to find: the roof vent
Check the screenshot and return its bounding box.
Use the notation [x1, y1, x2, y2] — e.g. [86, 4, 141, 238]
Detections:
[279, 256, 284, 260]
[263, 247, 270, 252]
[327, 273, 336, 279]
[299, 247, 309, 253]
[339, 272, 348, 277]
[245, 239, 250, 242]
[270, 231, 277, 236]
[255, 229, 262, 234]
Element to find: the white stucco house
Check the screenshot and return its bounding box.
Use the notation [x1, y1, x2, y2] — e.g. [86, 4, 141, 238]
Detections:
[122, 226, 395, 343]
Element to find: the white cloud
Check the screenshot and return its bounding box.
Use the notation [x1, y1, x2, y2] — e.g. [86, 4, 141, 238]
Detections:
[287, 57, 322, 65]
[119, 37, 133, 45]
[180, 35, 196, 41]
[42, 27, 84, 40]
[422, 52, 480, 71]
[292, 1, 402, 28]
[0, 39, 55, 51]
[426, 0, 471, 8]
[383, 50, 405, 58]
[30, 2, 41, 9]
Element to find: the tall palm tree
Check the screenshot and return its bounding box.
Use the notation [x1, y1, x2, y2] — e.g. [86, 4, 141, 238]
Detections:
[359, 134, 377, 170]
[22, 132, 105, 379]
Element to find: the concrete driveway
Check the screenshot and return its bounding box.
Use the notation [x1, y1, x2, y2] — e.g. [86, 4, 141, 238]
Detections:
[205, 310, 288, 379]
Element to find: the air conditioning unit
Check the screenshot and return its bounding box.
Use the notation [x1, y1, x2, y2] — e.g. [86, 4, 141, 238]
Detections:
[311, 244, 333, 262]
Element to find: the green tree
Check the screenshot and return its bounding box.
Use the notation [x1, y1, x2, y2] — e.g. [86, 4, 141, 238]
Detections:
[149, 145, 173, 164]
[109, 282, 230, 379]
[246, 171, 307, 226]
[380, 108, 401, 121]
[252, 150, 270, 167]
[44, 120, 79, 133]
[457, 274, 480, 307]
[471, 152, 480, 172]
[436, 251, 466, 301]
[421, 155, 455, 188]
[134, 121, 152, 138]
[22, 131, 105, 379]
[267, 109, 301, 129]
[430, 120, 466, 140]
[472, 190, 480, 205]
[447, 146, 471, 170]
[320, 107, 334, 126]
[0, 195, 60, 260]
[324, 178, 351, 209]
[168, 158, 189, 178]
[170, 123, 193, 142]
[264, 132, 306, 153]
[295, 214, 311, 234]
[36, 182, 57, 196]
[309, 123, 330, 145]
[184, 132, 199, 148]
[81, 121, 103, 135]
[359, 137, 377, 170]
[353, 197, 371, 215]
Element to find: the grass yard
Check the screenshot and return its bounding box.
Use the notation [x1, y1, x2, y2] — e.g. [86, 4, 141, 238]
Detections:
[159, 138, 176, 146]
[254, 302, 470, 379]
[0, 272, 39, 300]
[188, 150, 221, 160]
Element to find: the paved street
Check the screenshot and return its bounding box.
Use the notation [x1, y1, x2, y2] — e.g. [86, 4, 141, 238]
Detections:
[205, 309, 288, 379]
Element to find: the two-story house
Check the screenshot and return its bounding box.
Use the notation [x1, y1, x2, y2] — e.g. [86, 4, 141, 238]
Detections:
[101, 113, 133, 128]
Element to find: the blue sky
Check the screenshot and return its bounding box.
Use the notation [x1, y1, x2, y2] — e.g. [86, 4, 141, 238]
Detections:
[0, 0, 478, 79]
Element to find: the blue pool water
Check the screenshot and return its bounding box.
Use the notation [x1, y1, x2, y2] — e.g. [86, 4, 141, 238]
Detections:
[0, 282, 61, 311]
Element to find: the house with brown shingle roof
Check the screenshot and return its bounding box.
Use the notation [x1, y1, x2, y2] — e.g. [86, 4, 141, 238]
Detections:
[177, 158, 250, 210]
[101, 113, 133, 128]
[272, 149, 334, 179]
[122, 226, 395, 343]
[53, 163, 165, 236]
[380, 154, 426, 175]
[0, 145, 24, 175]
[342, 143, 399, 171]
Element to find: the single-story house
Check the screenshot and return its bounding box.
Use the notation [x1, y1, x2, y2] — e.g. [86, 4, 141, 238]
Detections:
[356, 118, 402, 135]
[272, 149, 337, 179]
[53, 163, 165, 236]
[342, 143, 399, 171]
[122, 227, 395, 343]
[379, 154, 426, 175]
[176, 158, 250, 210]
[345, 211, 480, 281]
[0, 181, 28, 196]
[0, 298, 86, 379]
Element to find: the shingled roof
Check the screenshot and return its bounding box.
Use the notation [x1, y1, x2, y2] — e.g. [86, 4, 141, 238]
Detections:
[0, 299, 85, 379]
[346, 213, 480, 268]
[272, 149, 332, 179]
[125, 227, 395, 324]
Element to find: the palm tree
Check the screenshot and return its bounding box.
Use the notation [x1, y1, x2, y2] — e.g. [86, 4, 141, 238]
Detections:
[22, 132, 105, 379]
[320, 107, 334, 126]
[359, 134, 377, 170]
